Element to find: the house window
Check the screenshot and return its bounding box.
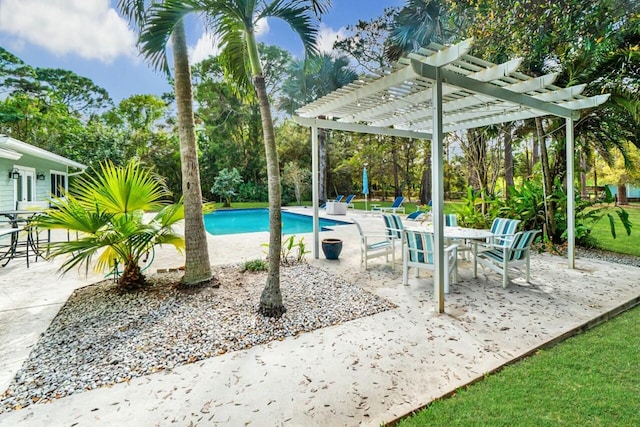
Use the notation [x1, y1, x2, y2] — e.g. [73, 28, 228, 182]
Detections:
[50, 172, 67, 197]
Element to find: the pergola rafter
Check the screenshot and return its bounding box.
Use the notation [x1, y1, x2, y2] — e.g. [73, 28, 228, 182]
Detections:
[294, 38, 609, 314]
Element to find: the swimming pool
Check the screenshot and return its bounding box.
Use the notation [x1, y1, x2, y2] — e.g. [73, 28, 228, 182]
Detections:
[203, 208, 350, 235]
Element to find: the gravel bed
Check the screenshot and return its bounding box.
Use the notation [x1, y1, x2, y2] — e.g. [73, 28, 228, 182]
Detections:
[0, 263, 395, 413]
[576, 247, 640, 268]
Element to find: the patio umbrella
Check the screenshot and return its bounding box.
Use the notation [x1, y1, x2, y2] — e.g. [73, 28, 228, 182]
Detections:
[362, 166, 369, 211]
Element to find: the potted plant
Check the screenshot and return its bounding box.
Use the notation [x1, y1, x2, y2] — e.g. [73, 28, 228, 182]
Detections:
[321, 238, 343, 260]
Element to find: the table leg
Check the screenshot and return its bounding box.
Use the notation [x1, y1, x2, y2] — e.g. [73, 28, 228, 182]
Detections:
[473, 241, 478, 278]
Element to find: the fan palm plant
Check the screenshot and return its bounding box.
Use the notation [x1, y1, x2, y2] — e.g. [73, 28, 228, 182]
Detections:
[140, 0, 329, 317]
[36, 161, 185, 289]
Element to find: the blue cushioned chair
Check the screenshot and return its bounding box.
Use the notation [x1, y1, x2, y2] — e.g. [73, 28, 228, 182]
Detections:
[344, 194, 356, 209]
[382, 213, 405, 263]
[377, 196, 405, 214]
[475, 229, 539, 288]
[403, 229, 458, 293]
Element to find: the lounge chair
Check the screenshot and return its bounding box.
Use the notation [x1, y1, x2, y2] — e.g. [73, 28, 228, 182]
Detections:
[403, 229, 458, 293]
[353, 218, 395, 270]
[475, 229, 539, 288]
[407, 201, 432, 221]
[376, 196, 405, 214]
[344, 194, 356, 209]
[320, 195, 344, 209]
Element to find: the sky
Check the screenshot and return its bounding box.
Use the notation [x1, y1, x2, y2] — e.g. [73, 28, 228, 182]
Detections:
[0, 0, 405, 104]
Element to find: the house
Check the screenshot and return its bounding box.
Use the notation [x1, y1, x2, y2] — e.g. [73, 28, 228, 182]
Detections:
[0, 135, 87, 211]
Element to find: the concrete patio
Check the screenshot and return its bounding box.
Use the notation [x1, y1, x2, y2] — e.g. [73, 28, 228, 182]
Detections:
[1, 209, 639, 426]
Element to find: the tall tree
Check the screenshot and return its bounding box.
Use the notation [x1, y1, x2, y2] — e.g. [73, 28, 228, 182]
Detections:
[141, 0, 329, 317]
[117, 0, 213, 286]
[279, 53, 358, 203]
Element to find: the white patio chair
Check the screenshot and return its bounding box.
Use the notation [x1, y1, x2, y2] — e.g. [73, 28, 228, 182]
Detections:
[353, 218, 395, 270]
[403, 229, 458, 293]
[475, 229, 540, 288]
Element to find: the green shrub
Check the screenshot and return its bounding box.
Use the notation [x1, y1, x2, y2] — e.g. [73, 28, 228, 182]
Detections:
[35, 160, 185, 289]
[242, 259, 268, 272]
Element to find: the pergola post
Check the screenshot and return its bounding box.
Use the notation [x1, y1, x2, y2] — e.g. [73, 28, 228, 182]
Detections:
[311, 125, 320, 259]
[566, 118, 575, 268]
[432, 67, 445, 313]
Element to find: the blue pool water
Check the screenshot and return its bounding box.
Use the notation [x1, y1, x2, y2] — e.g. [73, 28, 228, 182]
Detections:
[203, 208, 349, 235]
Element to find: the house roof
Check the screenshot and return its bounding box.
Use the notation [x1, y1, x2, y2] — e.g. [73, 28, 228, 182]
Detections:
[0, 135, 87, 170]
[294, 38, 608, 136]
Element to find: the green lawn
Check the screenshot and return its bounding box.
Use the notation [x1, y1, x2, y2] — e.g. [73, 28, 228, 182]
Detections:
[587, 204, 640, 256]
[397, 304, 640, 427]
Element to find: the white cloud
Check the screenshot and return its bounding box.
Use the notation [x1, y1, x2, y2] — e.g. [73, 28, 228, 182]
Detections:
[0, 0, 137, 63]
[189, 32, 222, 65]
[188, 17, 268, 65]
[316, 23, 346, 55]
[255, 17, 269, 37]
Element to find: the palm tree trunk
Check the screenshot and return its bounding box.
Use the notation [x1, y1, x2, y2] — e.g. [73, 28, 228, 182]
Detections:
[254, 75, 285, 317]
[171, 21, 212, 285]
[580, 150, 588, 199]
[536, 117, 556, 238]
[503, 127, 514, 200]
[319, 128, 327, 203]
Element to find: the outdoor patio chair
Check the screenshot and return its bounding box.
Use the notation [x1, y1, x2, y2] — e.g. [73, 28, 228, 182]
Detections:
[344, 194, 356, 209]
[353, 218, 395, 270]
[475, 229, 539, 288]
[478, 217, 522, 250]
[406, 210, 426, 221]
[443, 213, 471, 259]
[445, 213, 457, 226]
[382, 213, 405, 261]
[403, 229, 458, 293]
[377, 196, 405, 214]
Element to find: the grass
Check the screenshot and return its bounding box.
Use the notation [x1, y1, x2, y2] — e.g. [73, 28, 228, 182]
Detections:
[397, 303, 640, 427]
[587, 204, 640, 256]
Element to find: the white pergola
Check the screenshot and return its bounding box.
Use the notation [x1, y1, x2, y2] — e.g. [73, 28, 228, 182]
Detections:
[293, 39, 609, 313]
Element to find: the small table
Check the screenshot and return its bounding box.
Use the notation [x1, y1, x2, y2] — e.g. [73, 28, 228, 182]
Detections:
[0, 210, 49, 267]
[326, 201, 347, 215]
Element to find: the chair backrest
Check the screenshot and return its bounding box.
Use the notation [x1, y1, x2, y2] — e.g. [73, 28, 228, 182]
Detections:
[406, 210, 425, 220]
[334, 195, 344, 202]
[444, 214, 457, 227]
[391, 196, 405, 208]
[353, 219, 364, 236]
[509, 230, 539, 261]
[344, 194, 355, 204]
[382, 214, 403, 239]
[405, 229, 434, 264]
[490, 217, 521, 245]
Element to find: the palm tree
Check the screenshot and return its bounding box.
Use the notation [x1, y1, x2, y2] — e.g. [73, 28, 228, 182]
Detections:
[117, 0, 212, 286]
[279, 54, 358, 203]
[140, 0, 329, 317]
[36, 161, 186, 289]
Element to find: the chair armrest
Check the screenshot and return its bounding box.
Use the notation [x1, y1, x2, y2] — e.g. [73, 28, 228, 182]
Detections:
[444, 244, 459, 253]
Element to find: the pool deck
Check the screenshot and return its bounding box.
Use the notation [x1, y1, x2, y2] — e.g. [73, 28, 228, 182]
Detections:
[1, 207, 639, 426]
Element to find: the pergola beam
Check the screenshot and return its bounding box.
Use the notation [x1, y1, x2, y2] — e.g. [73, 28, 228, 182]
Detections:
[298, 39, 473, 119]
[411, 60, 581, 120]
[293, 116, 432, 140]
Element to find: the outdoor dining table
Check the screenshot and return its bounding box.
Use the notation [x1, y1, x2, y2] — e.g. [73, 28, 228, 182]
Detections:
[0, 209, 49, 267]
[405, 224, 494, 277]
